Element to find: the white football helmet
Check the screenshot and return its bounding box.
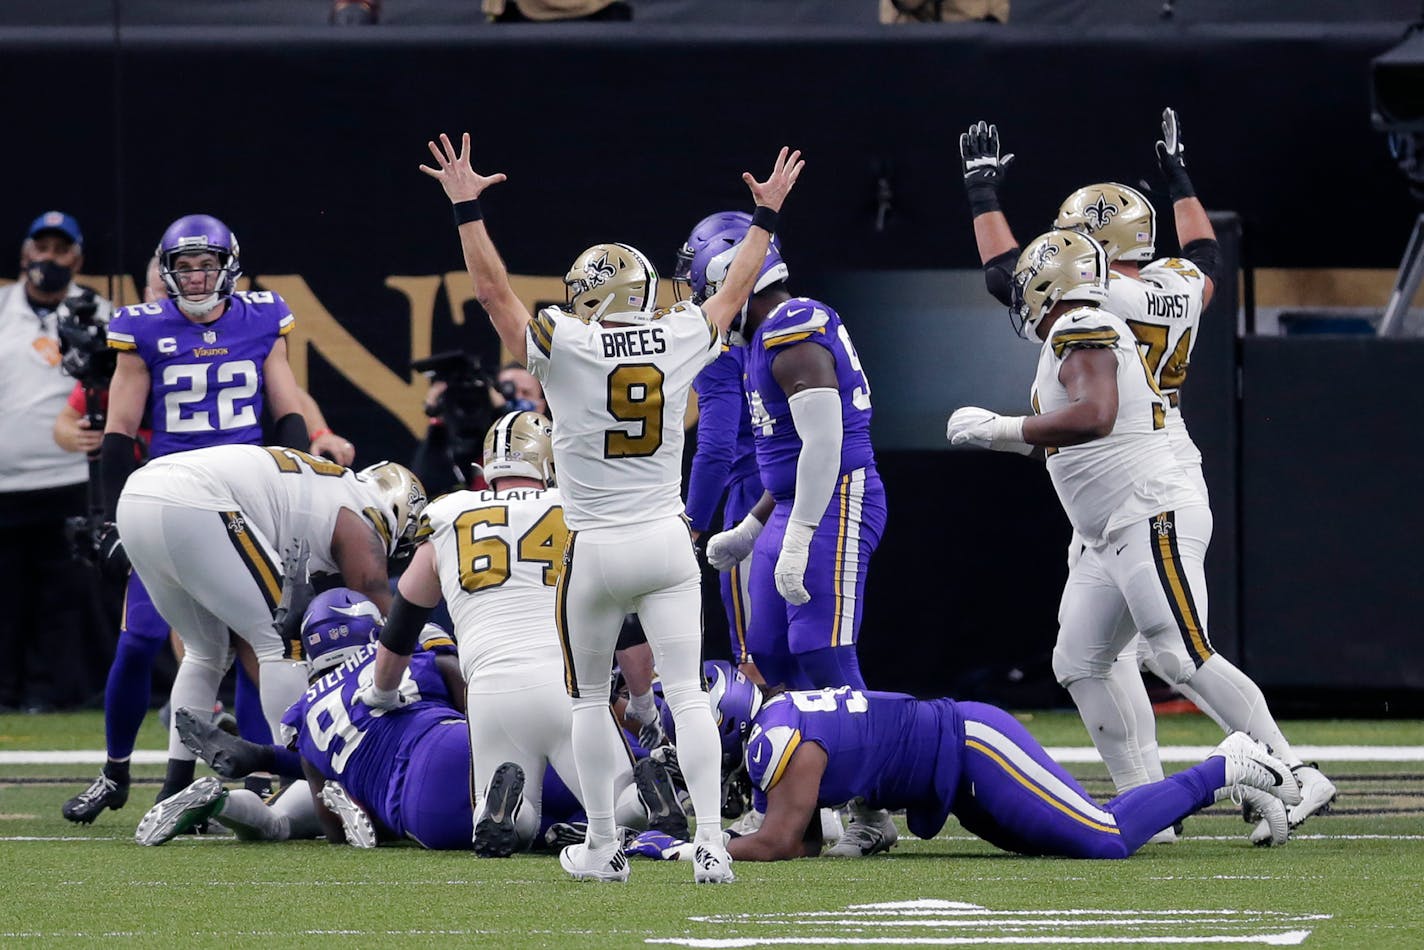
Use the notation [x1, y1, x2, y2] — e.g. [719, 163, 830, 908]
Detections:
[478, 410, 555, 485]
[1011, 229, 1110, 339]
[1054, 182, 1156, 263]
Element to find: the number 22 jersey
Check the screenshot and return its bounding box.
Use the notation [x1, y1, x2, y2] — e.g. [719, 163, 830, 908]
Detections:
[106, 290, 293, 458]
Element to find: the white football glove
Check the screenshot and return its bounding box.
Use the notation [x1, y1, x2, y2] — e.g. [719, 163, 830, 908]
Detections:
[774, 520, 815, 605]
[946, 407, 1033, 455]
[706, 513, 764, 571]
[353, 682, 410, 712]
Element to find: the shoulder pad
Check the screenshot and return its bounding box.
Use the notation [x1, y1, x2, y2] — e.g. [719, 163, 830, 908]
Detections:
[416, 622, 457, 655]
[1050, 311, 1122, 359]
[745, 722, 803, 792]
[529, 307, 573, 357]
[762, 302, 831, 350]
[1142, 257, 1203, 285]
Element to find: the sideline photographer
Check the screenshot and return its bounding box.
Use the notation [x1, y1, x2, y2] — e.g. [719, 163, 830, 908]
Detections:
[410, 351, 545, 494]
[0, 211, 112, 712]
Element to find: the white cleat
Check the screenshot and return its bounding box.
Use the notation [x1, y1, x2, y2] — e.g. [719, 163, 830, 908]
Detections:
[1146, 826, 1179, 845]
[825, 801, 898, 857]
[560, 841, 630, 882]
[1211, 732, 1302, 807]
[134, 776, 226, 846]
[692, 840, 735, 883]
[729, 808, 764, 836]
[1240, 786, 1290, 847]
[1287, 764, 1338, 829]
[819, 807, 844, 845]
[319, 781, 377, 848]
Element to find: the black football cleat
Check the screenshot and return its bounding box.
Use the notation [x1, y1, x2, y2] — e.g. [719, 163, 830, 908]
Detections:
[62, 772, 129, 824]
[174, 706, 267, 779]
[474, 762, 525, 858]
[634, 755, 689, 840]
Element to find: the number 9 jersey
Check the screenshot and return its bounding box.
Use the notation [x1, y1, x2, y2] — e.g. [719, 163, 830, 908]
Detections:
[106, 290, 294, 458]
[524, 302, 720, 531]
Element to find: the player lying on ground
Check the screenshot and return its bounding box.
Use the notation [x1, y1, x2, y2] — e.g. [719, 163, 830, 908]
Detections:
[626, 663, 1295, 863]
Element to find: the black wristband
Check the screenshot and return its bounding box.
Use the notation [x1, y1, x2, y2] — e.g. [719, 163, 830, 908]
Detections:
[966, 182, 1002, 218]
[100, 433, 138, 522]
[452, 198, 483, 226]
[272, 412, 309, 451]
[750, 205, 779, 233]
[380, 590, 435, 657]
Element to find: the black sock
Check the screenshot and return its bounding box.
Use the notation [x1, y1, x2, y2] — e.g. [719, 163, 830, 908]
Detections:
[158, 759, 197, 799]
[103, 759, 131, 785]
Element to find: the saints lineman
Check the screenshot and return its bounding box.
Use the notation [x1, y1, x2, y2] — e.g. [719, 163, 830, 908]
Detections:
[115, 443, 425, 806]
[948, 229, 1329, 841]
[362, 411, 654, 856]
[404, 132, 802, 883]
[958, 111, 1335, 833]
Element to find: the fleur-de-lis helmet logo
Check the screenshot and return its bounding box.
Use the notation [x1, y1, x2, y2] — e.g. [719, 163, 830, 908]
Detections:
[570, 251, 618, 297]
[1082, 194, 1118, 231]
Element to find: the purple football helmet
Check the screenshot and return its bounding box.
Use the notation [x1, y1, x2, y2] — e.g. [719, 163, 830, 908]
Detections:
[156, 214, 242, 310]
[301, 588, 383, 675]
[672, 210, 752, 298]
[705, 660, 763, 756]
[687, 224, 789, 346]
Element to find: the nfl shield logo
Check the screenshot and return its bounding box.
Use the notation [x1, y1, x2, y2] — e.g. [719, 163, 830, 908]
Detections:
[202, 330, 217, 344]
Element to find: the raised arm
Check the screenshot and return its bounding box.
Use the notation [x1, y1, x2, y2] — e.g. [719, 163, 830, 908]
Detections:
[420, 132, 532, 363]
[960, 121, 1020, 307]
[701, 147, 804, 333]
[1155, 108, 1219, 307]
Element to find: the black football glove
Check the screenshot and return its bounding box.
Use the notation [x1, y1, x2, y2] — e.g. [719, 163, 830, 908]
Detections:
[1155, 107, 1196, 202]
[960, 120, 1015, 216]
[97, 523, 130, 581]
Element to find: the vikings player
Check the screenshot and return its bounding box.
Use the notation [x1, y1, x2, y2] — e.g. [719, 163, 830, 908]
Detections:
[66, 216, 314, 824]
[693, 219, 892, 855]
[627, 662, 1296, 863]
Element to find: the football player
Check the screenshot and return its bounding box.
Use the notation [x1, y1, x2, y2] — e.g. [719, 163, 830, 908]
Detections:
[627, 663, 1295, 863]
[690, 218, 893, 856]
[64, 224, 355, 825]
[958, 113, 1336, 835]
[674, 211, 773, 680]
[412, 131, 801, 883]
[947, 229, 1329, 839]
[111, 442, 425, 806]
[359, 410, 680, 856]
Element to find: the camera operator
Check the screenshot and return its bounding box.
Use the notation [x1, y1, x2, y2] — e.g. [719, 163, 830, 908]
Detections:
[0, 211, 112, 712]
[410, 352, 545, 495]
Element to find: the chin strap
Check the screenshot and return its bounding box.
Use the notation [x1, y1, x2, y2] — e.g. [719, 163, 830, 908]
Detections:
[176, 293, 224, 318]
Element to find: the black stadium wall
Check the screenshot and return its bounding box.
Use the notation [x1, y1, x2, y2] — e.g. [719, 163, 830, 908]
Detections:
[2, 22, 1420, 704]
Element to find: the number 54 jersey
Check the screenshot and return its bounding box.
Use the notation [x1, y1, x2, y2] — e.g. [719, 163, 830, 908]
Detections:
[524, 303, 720, 531]
[106, 290, 293, 458]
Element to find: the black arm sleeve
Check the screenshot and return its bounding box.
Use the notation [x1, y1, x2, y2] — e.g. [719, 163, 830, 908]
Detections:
[100, 433, 138, 522]
[983, 247, 1019, 308]
[272, 412, 309, 451]
[1181, 238, 1222, 286]
[379, 590, 434, 657]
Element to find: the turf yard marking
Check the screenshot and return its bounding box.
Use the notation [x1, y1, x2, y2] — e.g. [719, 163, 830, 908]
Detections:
[659, 899, 1330, 947]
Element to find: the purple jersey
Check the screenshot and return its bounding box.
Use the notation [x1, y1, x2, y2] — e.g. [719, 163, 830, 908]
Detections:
[745, 688, 962, 840]
[106, 291, 294, 458]
[745, 298, 876, 501]
[281, 642, 460, 840]
[686, 345, 760, 533]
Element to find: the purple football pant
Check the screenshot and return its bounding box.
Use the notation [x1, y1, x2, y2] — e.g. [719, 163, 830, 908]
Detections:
[747, 468, 885, 689]
[951, 702, 1222, 859]
[720, 474, 762, 664]
[395, 719, 590, 851]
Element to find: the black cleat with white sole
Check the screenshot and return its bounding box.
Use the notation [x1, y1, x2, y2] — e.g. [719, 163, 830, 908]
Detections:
[475, 761, 526, 858]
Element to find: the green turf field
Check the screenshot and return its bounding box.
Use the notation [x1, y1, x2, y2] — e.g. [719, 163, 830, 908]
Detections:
[2, 710, 1421, 948]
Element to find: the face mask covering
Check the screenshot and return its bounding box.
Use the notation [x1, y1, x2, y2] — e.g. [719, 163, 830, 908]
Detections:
[26, 259, 72, 294]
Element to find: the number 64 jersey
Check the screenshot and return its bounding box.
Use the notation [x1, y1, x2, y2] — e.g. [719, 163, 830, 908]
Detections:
[524, 303, 720, 531]
[106, 290, 293, 458]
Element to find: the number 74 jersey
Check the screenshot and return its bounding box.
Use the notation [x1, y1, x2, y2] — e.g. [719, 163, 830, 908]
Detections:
[107, 291, 293, 459]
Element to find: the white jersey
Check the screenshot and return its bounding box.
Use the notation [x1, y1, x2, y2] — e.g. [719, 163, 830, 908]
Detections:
[417, 486, 568, 686]
[1105, 258, 1208, 468]
[119, 444, 389, 574]
[525, 302, 720, 531]
[1032, 307, 1202, 544]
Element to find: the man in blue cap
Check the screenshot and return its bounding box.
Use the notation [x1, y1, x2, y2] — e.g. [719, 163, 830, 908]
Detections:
[0, 211, 112, 712]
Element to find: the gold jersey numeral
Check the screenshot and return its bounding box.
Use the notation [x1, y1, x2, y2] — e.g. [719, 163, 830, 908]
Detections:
[603, 363, 665, 458]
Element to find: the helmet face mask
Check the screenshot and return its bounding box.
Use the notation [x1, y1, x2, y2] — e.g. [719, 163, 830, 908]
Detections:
[685, 225, 788, 346]
[356, 461, 428, 560]
[564, 243, 659, 324]
[479, 410, 555, 485]
[302, 587, 382, 676]
[1054, 183, 1156, 263]
[1011, 229, 1111, 339]
[156, 214, 241, 317]
[704, 660, 762, 757]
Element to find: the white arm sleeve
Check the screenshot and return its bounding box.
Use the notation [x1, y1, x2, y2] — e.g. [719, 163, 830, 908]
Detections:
[786, 387, 843, 528]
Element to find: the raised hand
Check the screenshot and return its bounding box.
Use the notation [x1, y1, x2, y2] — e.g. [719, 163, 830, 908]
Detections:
[418, 132, 508, 204]
[1155, 107, 1196, 201]
[960, 120, 1015, 190]
[744, 146, 805, 212]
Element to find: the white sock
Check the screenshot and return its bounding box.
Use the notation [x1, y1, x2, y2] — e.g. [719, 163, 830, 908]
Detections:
[1184, 655, 1300, 766]
[272, 781, 321, 840]
[626, 690, 656, 726]
[570, 698, 630, 850]
[1066, 676, 1151, 791]
[662, 680, 724, 843]
[257, 659, 310, 741]
[1140, 645, 1232, 733]
[166, 659, 225, 760]
[1113, 647, 1165, 783]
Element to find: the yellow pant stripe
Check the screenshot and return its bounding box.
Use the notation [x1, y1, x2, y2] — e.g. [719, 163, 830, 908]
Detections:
[554, 530, 579, 698]
[830, 474, 851, 647]
[965, 738, 1120, 835]
[729, 560, 749, 662]
[1150, 513, 1213, 666]
[223, 512, 281, 611]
